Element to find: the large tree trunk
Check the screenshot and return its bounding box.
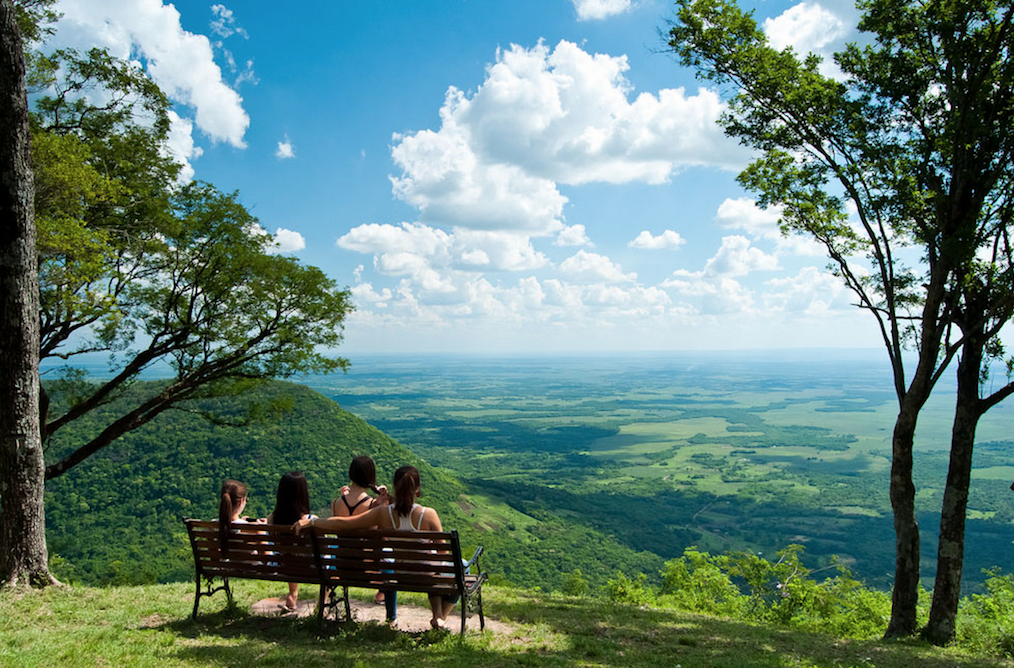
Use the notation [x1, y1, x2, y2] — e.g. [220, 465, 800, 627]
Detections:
[884, 401, 921, 638]
[925, 324, 988, 644]
[0, 0, 52, 588]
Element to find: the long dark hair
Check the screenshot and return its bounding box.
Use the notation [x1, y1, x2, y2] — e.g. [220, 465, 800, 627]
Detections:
[271, 471, 310, 525]
[218, 479, 248, 554]
[392, 465, 420, 518]
[349, 455, 380, 494]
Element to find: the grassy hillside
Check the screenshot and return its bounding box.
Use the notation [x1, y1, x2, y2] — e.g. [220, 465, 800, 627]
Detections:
[42, 379, 660, 589]
[1, 581, 1009, 668]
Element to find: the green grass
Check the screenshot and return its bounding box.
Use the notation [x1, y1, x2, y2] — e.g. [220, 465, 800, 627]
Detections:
[2, 581, 1011, 668]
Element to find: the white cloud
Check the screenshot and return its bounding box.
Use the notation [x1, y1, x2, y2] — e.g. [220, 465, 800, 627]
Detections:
[629, 229, 686, 250]
[273, 228, 305, 253]
[350, 282, 393, 308]
[338, 222, 547, 273]
[276, 138, 296, 159]
[703, 235, 780, 277]
[559, 250, 636, 283]
[764, 3, 844, 53]
[163, 110, 203, 181]
[763, 266, 845, 313]
[571, 0, 632, 21]
[451, 230, 548, 271]
[210, 4, 248, 39]
[556, 224, 592, 247]
[764, 3, 846, 78]
[716, 197, 825, 256]
[51, 0, 250, 149]
[338, 222, 452, 257]
[390, 40, 749, 235]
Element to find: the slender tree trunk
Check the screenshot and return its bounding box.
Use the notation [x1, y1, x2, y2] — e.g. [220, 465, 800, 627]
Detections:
[925, 334, 985, 644]
[0, 0, 52, 588]
[885, 401, 921, 638]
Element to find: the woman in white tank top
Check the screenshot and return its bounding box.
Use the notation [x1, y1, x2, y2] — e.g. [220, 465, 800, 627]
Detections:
[294, 466, 456, 629]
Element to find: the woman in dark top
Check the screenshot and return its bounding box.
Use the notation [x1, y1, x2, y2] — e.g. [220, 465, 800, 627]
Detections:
[267, 471, 313, 612]
[330, 456, 389, 603]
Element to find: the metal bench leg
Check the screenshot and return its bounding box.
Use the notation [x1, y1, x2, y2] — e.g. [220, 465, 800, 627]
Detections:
[343, 586, 351, 622]
[478, 588, 485, 631]
[460, 595, 468, 635]
[192, 572, 202, 620]
[316, 585, 326, 629]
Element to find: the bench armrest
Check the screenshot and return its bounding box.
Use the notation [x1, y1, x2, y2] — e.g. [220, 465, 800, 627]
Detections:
[463, 545, 484, 573]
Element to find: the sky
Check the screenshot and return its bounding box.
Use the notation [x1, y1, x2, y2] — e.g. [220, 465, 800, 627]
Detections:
[43, 0, 893, 354]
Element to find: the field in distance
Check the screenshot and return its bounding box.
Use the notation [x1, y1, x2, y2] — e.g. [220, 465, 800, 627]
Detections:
[308, 351, 1014, 591]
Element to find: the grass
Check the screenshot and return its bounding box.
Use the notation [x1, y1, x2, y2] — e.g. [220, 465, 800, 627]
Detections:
[2, 581, 1011, 668]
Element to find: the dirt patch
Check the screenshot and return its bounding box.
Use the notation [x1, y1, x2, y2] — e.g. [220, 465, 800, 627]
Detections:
[251, 595, 514, 635]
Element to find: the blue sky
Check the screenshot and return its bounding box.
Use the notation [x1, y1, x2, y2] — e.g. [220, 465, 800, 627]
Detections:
[46, 0, 885, 354]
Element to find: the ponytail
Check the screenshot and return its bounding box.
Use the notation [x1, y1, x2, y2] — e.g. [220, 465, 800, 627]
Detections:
[392, 466, 420, 519]
[218, 479, 247, 555]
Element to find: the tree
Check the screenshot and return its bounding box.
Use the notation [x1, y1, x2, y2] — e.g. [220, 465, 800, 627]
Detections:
[1, 16, 354, 585]
[0, 0, 49, 587]
[668, 0, 1014, 638]
[927, 247, 1014, 643]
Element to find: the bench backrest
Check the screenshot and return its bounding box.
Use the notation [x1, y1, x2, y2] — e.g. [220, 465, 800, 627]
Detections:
[184, 519, 466, 594]
[311, 528, 465, 596]
[184, 519, 321, 584]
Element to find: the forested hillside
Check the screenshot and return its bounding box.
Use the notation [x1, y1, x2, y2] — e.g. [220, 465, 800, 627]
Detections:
[43, 380, 459, 584]
[42, 380, 660, 589]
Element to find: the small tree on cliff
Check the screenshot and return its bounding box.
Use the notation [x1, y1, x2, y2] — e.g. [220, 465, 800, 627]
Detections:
[668, 0, 1014, 638]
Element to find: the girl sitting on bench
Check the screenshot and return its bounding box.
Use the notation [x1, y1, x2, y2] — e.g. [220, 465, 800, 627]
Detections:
[266, 471, 314, 612]
[294, 465, 457, 629]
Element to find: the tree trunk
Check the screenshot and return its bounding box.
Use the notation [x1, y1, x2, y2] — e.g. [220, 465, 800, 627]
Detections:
[884, 400, 921, 638]
[0, 0, 52, 588]
[925, 331, 985, 644]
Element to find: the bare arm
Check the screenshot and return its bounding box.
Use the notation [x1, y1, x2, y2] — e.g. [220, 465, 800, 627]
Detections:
[293, 505, 387, 534]
[420, 507, 442, 532]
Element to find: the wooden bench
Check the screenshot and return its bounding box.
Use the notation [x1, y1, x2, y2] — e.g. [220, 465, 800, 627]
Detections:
[183, 519, 488, 634]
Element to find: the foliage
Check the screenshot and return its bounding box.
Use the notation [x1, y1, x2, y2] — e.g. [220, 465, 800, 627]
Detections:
[956, 571, 1014, 658]
[16, 43, 354, 483]
[610, 546, 894, 640]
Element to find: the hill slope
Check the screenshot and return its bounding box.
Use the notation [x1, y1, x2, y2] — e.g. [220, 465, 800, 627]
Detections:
[42, 380, 661, 589]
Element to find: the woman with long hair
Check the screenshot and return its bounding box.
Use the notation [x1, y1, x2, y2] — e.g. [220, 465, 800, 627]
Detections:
[218, 479, 258, 557]
[267, 471, 313, 611]
[294, 465, 456, 629]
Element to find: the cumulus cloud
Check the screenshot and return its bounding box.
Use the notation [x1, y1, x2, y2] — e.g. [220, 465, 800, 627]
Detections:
[276, 138, 296, 159]
[559, 250, 636, 283]
[51, 0, 250, 150]
[350, 282, 393, 308]
[163, 110, 203, 181]
[273, 228, 305, 253]
[390, 40, 749, 235]
[764, 3, 846, 77]
[629, 229, 686, 250]
[556, 224, 592, 247]
[660, 236, 781, 315]
[571, 0, 632, 21]
[716, 197, 825, 256]
[703, 235, 780, 277]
